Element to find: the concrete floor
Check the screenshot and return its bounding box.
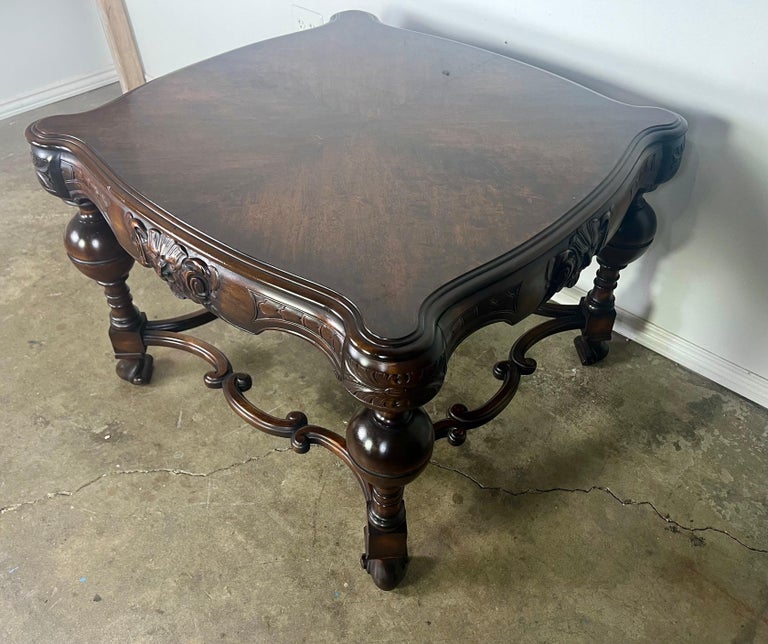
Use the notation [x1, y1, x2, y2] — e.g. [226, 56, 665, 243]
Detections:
[1, 86, 767, 643]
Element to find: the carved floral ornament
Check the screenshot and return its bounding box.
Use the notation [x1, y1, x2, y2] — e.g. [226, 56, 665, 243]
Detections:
[343, 353, 447, 409]
[124, 214, 219, 304]
[251, 292, 345, 370]
[249, 290, 445, 409]
[546, 211, 610, 297]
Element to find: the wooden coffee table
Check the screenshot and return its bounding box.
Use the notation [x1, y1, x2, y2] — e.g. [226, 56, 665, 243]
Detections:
[27, 11, 685, 590]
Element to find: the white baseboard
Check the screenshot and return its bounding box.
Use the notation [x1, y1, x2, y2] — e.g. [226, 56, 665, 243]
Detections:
[0, 68, 119, 121]
[554, 288, 768, 409]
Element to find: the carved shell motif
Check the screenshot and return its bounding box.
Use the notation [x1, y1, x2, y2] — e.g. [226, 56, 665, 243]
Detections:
[546, 212, 610, 297]
[126, 215, 219, 304]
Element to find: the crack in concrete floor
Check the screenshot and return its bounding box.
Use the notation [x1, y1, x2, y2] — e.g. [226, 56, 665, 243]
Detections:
[0, 447, 290, 516]
[430, 460, 768, 554]
[2, 447, 766, 556]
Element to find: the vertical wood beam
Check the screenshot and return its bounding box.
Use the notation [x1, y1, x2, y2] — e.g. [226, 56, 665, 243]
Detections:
[95, 0, 145, 92]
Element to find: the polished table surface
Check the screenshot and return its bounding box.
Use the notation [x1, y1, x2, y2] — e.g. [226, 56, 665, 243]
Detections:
[29, 10, 682, 340]
[27, 11, 686, 590]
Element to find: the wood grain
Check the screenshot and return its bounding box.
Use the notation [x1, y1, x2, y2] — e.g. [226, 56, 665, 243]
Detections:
[95, 0, 145, 91]
[30, 11, 684, 341]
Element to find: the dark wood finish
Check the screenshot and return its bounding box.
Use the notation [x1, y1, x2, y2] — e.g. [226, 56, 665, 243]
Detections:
[64, 202, 153, 384]
[26, 11, 686, 590]
[347, 408, 433, 589]
[575, 194, 659, 364]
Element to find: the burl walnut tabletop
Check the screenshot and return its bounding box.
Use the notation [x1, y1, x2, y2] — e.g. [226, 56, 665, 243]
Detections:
[27, 11, 685, 590]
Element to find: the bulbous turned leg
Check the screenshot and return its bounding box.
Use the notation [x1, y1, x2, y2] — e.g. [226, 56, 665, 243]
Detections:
[64, 201, 153, 384]
[575, 194, 657, 365]
[346, 407, 434, 590]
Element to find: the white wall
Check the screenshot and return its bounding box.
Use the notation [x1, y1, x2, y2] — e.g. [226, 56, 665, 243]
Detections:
[393, 1, 768, 405]
[97, 2, 768, 406]
[0, 0, 117, 120]
[125, 0, 387, 79]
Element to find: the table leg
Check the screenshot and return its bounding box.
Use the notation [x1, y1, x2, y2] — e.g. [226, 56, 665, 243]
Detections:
[64, 201, 153, 384]
[346, 407, 434, 590]
[575, 194, 657, 365]
[361, 487, 409, 590]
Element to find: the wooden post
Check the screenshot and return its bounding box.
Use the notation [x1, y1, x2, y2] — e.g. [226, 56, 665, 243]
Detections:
[95, 0, 145, 92]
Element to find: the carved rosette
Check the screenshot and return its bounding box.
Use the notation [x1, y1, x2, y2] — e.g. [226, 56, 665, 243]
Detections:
[342, 354, 447, 410]
[546, 212, 610, 297]
[125, 214, 219, 304]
